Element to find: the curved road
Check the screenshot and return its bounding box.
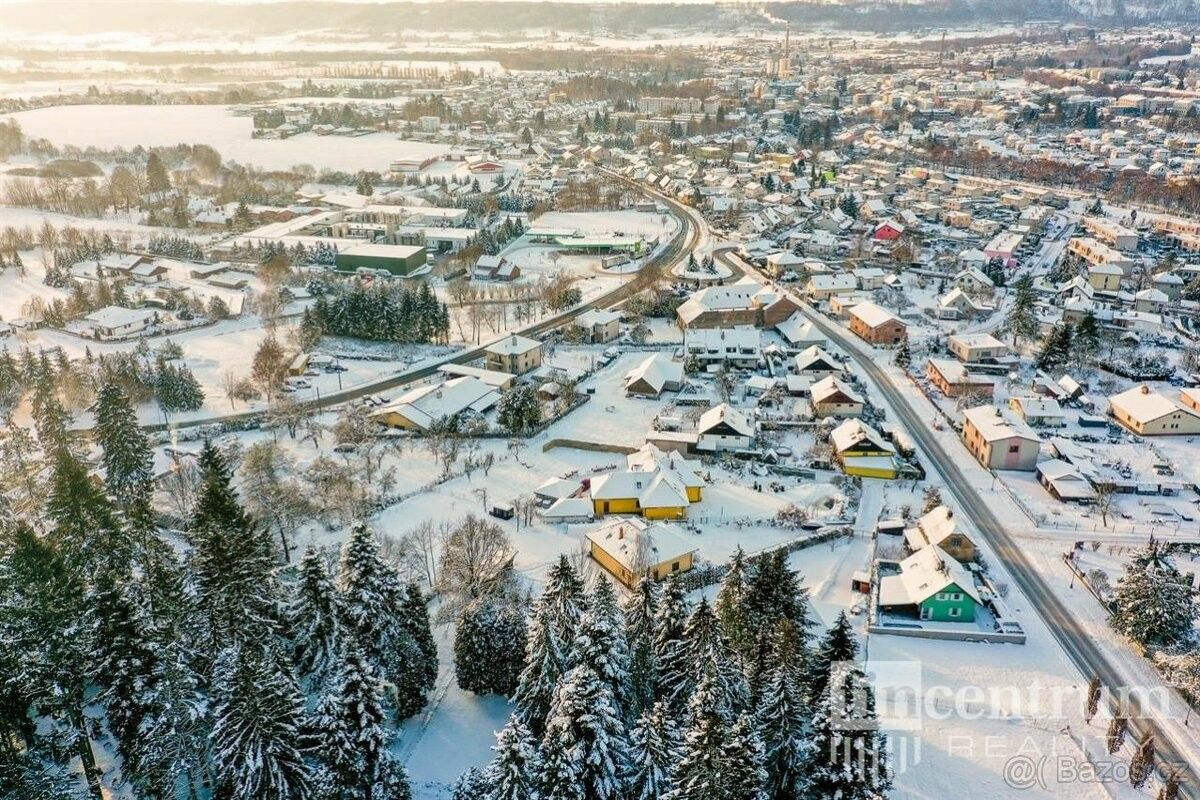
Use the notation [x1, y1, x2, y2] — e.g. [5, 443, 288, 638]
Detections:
[714, 248, 1200, 796]
[146, 178, 702, 433]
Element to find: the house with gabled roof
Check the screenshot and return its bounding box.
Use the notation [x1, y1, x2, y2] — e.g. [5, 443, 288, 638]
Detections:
[878, 545, 983, 623]
[794, 345, 843, 377]
[624, 354, 684, 398]
[695, 403, 754, 452]
[1108, 384, 1200, 435]
[810, 375, 864, 418]
[903, 506, 976, 563]
[830, 418, 897, 479]
[585, 517, 697, 588]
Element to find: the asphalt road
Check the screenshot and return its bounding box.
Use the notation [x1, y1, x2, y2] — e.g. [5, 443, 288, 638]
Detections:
[145, 183, 702, 433]
[714, 248, 1200, 795]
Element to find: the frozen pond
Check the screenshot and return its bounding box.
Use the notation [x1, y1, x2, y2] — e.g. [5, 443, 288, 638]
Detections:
[5, 104, 452, 172]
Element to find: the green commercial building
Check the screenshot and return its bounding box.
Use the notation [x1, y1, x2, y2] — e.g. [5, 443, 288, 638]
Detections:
[334, 243, 427, 276]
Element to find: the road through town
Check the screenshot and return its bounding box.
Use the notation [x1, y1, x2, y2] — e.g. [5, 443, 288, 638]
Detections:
[714, 246, 1200, 796]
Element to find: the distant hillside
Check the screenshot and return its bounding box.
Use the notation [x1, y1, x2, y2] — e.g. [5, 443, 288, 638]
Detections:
[765, 0, 1200, 26]
[3, 0, 1197, 38]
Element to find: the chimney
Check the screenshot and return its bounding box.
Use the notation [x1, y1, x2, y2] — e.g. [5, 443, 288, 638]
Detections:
[1141, 385, 1151, 395]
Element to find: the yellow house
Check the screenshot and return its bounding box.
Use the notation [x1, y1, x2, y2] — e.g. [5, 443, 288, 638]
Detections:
[829, 418, 899, 479]
[585, 517, 698, 588]
[1108, 384, 1200, 436]
[588, 469, 691, 519]
[626, 443, 704, 503]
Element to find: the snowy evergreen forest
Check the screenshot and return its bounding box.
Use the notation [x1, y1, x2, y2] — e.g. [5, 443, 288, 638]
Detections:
[307, 280, 451, 344]
[0, 381, 434, 799]
[446, 550, 892, 800]
[0, 371, 892, 800]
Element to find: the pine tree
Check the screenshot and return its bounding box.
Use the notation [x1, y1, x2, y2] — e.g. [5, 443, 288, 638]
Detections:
[543, 555, 585, 645]
[338, 521, 403, 663]
[716, 547, 753, 660]
[288, 547, 342, 684]
[211, 644, 311, 800]
[758, 621, 809, 800]
[670, 598, 746, 715]
[400, 582, 438, 693]
[1110, 541, 1198, 648]
[744, 551, 813, 645]
[513, 600, 565, 735]
[31, 372, 71, 455]
[804, 663, 891, 800]
[1036, 323, 1073, 372]
[45, 444, 129, 571]
[807, 612, 858, 705]
[623, 578, 659, 717]
[671, 667, 734, 800]
[1074, 311, 1101, 366]
[623, 702, 678, 800]
[892, 338, 911, 369]
[725, 713, 768, 800]
[190, 441, 280, 649]
[654, 578, 692, 709]
[0, 523, 104, 798]
[455, 599, 527, 696]
[572, 578, 630, 714]
[452, 767, 493, 800]
[539, 662, 628, 800]
[485, 717, 541, 800]
[338, 522, 429, 718]
[310, 642, 404, 800]
[1129, 735, 1155, 788]
[1106, 715, 1128, 754]
[93, 381, 154, 513]
[1004, 274, 1040, 346]
[88, 567, 159, 781]
[130, 640, 208, 800]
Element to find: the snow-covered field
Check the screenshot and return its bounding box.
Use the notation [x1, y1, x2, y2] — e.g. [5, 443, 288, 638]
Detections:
[5, 104, 452, 172]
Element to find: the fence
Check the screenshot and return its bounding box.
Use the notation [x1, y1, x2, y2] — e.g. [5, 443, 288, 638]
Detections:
[672, 527, 852, 592]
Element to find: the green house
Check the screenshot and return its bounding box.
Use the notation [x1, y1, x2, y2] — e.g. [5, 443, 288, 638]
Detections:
[878, 545, 983, 624]
[334, 243, 427, 276]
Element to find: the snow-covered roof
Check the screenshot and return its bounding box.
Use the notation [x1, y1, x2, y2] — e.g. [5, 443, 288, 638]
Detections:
[811, 375, 864, 406]
[849, 301, 901, 329]
[697, 403, 754, 437]
[1109, 384, 1198, 425]
[878, 545, 982, 608]
[830, 418, 893, 455]
[962, 405, 1040, 444]
[584, 517, 696, 572]
[775, 313, 826, 346]
[373, 376, 499, 430]
[485, 333, 541, 356]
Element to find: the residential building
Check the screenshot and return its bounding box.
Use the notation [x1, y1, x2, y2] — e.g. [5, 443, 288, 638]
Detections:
[961, 405, 1042, 471]
[683, 327, 762, 368]
[624, 354, 684, 397]
[573, 308, 621, 343]
[878, 545, 983, 623]
[371, 376, 500, 431]
[810, 375, 865, 418]
[926, 358, 994, 398]
[848, 302, 906, 346]
[902, 506, 977, 563]
[830, 418, 897, 479]
[1108, 384, 1200, 435]
[585, 517, 697, 588]
[695, 403, 754, 452]
[948, 333, 1008, 363]
[485, 334, 543, 375]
